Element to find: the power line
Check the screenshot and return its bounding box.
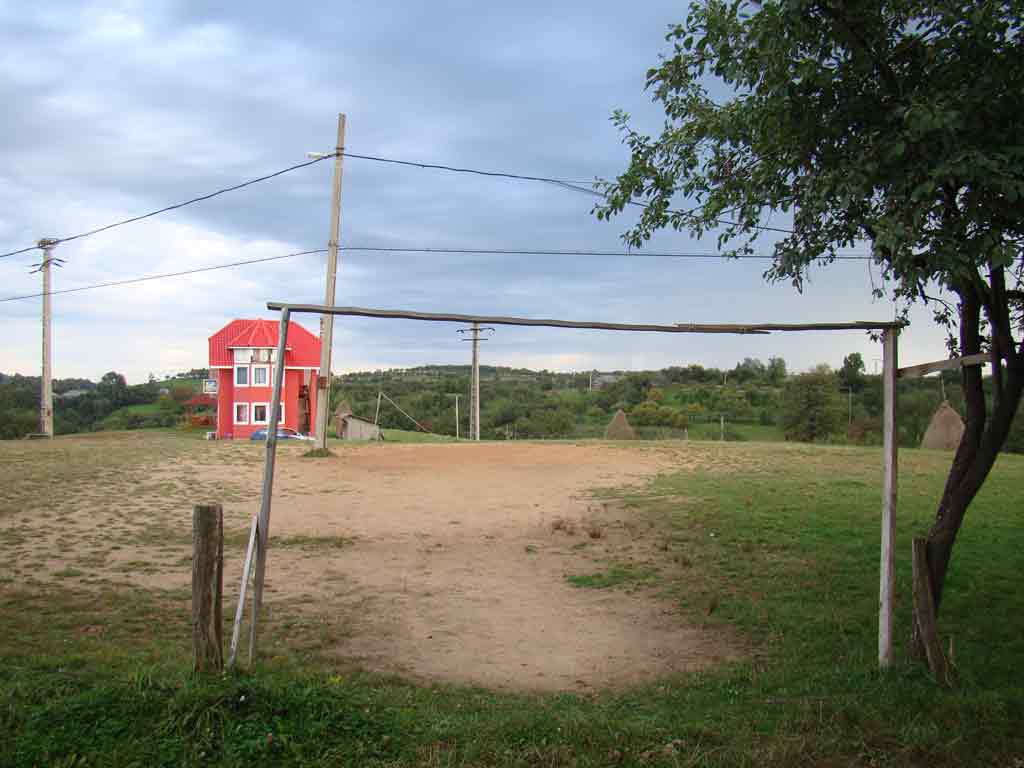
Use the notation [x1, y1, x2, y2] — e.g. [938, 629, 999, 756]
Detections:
[0, 148, 797, 261]
[0, 244, 871, 305]
[340, 246, 870, 260]
[338, 151, 797, 235]
[544, 179, 797, 235]
[0, 154, 337, 260]
[0, 249, 326, 303]
[339, 150, 596, 185]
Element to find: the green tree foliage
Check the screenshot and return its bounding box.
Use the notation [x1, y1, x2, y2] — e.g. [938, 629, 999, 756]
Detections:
[781, 371, 844, 442]
[96, 372, 128, 407]
[597, 0, 1024, 627]
[767, 357, 788, 385]
[839, 353, 867, 393]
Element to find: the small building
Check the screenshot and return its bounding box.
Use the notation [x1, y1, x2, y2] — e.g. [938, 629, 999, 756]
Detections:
[208, 319, 322, 440]
[334, 401, 382, 441]
[183, 393, 217, 428]
[590, 371, 622, 390]
[55, 389, 90, 400]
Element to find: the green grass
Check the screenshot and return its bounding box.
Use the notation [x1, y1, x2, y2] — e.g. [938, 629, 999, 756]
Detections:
[566, 565, 659, 590]
[1, 436, 1022, 766]
[380, 428, 455, 443]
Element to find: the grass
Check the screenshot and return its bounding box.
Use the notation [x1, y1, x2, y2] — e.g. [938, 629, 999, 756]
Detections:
[380, 428, 455, 443]
[1, 434, 1022, 766]
[566, 565, 659, 590]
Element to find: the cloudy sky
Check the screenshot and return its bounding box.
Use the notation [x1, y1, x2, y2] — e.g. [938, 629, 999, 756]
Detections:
[0, 0, 952, 383]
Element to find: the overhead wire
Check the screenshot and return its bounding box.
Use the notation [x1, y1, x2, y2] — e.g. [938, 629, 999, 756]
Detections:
[0, 245, 870, 304]
[0, 147, 798, 260]
[0, 154, 337, 260]
[0, 249, 327, 303]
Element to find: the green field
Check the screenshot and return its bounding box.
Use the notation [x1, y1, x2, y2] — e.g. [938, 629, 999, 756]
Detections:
[1, 433, 1021, 766]
[380, 428, 457, 443]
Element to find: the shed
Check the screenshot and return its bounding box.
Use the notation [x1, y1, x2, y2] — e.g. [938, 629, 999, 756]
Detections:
[184, 393, 217, 428]
[334, 401, 382, 441]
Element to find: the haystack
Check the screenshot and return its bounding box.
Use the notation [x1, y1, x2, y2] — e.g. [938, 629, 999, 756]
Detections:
[920, 401, 964, 451]
[604, 409, 637, 440]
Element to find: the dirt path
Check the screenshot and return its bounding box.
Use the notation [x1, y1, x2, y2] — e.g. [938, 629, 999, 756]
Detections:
[1, 437, 741, 692]
[250, 442, 740, 691]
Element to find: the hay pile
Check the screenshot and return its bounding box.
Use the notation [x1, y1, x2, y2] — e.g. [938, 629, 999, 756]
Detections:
[604, 409, 637, 440]
[920, 401, 964, 451]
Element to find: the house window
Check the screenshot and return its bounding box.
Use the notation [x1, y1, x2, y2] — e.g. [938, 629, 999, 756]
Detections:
[235, 366, 249, 386]
[234, 403, 249, 425]
[252, 403, 283, 425]
[252, 365, 269, 386]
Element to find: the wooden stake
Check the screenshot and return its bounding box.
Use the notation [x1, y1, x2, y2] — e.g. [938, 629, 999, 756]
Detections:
[879, 328, 898, 668]
[249, 307, 291, 664]
[227, 514, 258, 668]
[192, 503, 224, 673]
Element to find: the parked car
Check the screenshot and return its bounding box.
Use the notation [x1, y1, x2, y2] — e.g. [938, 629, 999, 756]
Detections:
[249, 427, 314, 442]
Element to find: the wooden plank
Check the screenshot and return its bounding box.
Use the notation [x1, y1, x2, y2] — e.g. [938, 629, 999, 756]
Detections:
[227, 514, 258, 668]
[265, 302, 902, 334]
[879, 328, 898, 668]
[248, 307, 291, 664]
[912, 537, 951, 685]
[192, 503, 224, 673]
[897, 352, 990, 379]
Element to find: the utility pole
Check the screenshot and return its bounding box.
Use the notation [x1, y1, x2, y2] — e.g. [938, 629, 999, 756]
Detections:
[35, 239, 61, 437]
[374, 391, 382, 424]
[454, 394, 460, 439]
[457, 323, 494, 441]
[311, 113, 346, 451]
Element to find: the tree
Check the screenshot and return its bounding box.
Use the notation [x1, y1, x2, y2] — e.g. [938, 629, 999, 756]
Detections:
[767, 357, 788, 386]
[96, 372, 128, 407]
[597, 0, 1024, 652]
[839, 353, 867, 393]
[781, 371, 844, 442]
[733, 357, 766, 384]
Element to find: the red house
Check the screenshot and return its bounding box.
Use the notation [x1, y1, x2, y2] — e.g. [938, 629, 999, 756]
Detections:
[208, 319, 322, 439]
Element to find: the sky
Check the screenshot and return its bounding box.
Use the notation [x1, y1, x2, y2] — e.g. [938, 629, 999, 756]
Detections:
[0, 0, 954, 383]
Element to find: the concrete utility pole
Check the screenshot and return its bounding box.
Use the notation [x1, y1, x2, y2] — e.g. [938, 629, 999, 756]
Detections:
[841, 386, 854, 425]
[457, 323, 494, 441]
[36, 239, 60, 437]
[312, 113, 347, 451]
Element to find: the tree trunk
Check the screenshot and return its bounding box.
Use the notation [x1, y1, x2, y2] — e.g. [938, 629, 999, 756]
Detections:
[913, 278, 1024, 665]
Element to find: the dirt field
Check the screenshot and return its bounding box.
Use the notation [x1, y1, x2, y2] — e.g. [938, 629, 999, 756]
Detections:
[0, 434, 741, 691]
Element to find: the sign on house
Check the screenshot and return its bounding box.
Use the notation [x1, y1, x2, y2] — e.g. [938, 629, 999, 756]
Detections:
[203, 379, 218, 395]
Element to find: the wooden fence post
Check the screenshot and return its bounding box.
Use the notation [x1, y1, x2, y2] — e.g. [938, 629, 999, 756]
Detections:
[879, 328, 898, 669]
[192, 503, 224, 673]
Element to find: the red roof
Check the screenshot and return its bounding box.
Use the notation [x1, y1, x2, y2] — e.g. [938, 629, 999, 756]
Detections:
[209, 319, 321, 368]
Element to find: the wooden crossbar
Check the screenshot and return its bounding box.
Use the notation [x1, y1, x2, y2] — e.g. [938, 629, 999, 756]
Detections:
[898, 352, 993, 379]
[266, 302, 901, 335]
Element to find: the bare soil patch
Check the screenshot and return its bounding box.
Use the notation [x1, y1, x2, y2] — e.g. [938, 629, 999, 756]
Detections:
[0, 436, 741, 691]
